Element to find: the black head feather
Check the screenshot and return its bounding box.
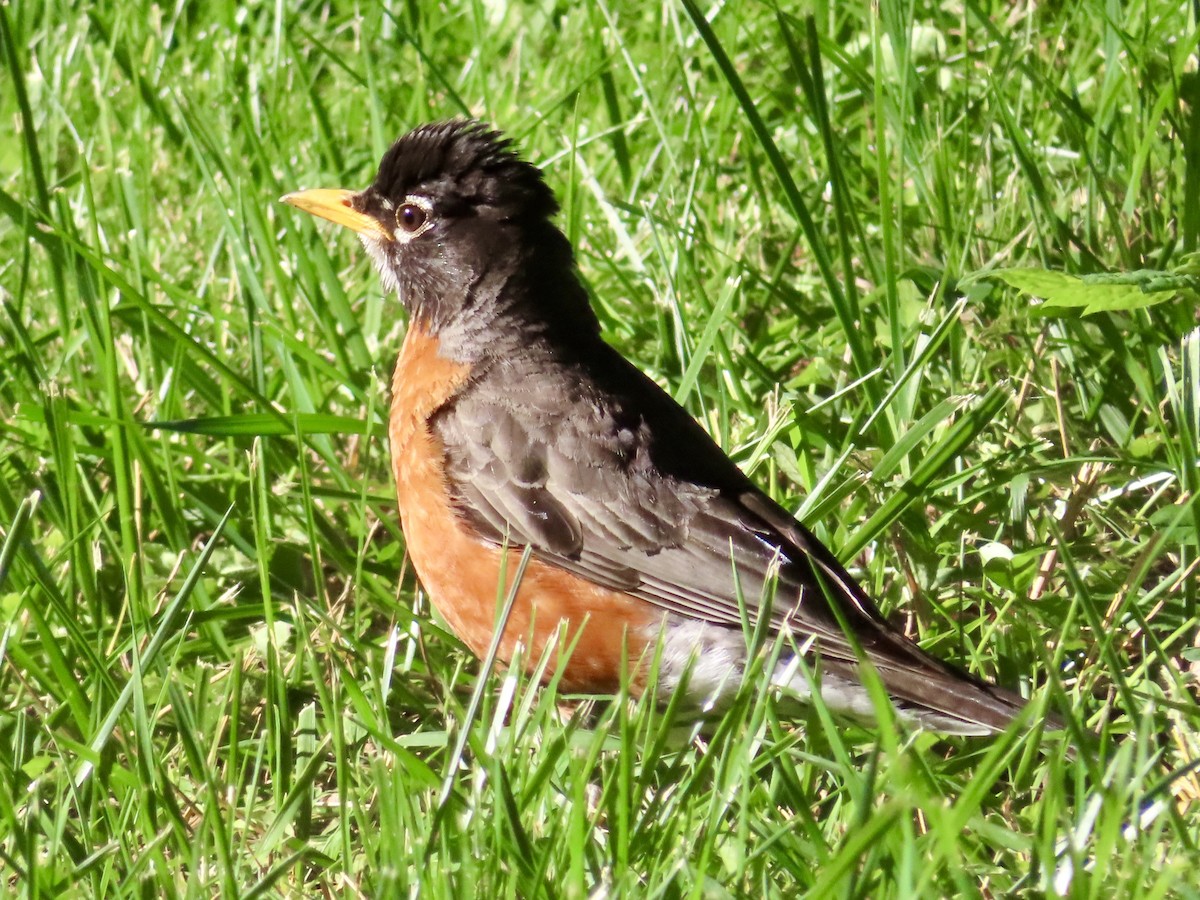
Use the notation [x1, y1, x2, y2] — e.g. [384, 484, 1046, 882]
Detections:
[369, 120, 558, 221]
[342, 120, 598, 348]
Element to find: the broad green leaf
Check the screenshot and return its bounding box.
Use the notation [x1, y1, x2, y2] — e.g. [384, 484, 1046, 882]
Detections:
[993, 268, 1197, 316]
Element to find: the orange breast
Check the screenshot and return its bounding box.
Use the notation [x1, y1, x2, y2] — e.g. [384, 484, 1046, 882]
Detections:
[388, 325, 658, 693]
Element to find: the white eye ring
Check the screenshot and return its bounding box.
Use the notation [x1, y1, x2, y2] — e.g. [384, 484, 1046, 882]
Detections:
[395, 194, 434, 241]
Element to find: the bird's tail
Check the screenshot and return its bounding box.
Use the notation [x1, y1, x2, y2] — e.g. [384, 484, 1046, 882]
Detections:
[810, 645, 1057, 736]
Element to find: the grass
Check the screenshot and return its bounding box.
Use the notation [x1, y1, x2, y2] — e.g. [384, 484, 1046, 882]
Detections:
[2, 0, 1198, 895]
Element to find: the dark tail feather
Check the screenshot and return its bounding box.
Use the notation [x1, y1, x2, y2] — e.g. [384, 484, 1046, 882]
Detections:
[862, 652, 1058, 736]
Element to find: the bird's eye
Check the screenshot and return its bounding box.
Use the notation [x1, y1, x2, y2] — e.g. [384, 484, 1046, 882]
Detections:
[397, 202, 429, 234]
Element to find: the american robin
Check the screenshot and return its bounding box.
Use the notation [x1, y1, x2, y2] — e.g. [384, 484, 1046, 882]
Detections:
[284, 120, 1046, 735]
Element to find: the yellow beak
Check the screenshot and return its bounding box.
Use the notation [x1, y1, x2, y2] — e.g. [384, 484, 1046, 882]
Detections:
[281, 188, 390, 241]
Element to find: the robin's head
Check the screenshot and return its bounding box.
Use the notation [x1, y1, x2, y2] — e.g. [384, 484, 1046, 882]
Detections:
[284, 120, 596, 344]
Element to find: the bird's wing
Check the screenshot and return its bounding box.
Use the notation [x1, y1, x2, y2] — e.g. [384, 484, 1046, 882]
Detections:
[436, 348, 920, 665]
[431, 345, 1031, 731]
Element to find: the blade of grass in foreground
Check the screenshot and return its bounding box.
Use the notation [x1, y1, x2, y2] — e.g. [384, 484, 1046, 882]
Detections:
[73, 505, 234, 788]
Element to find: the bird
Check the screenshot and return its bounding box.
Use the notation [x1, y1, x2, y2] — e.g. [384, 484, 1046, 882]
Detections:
[283, 119, 1047, 735]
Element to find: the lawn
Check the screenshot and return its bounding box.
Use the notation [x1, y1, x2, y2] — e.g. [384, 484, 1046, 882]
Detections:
[1, 0, 1198, 896]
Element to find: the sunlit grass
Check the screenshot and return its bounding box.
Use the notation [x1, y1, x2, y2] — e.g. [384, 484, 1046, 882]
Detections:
[1, 1, 1197, 895]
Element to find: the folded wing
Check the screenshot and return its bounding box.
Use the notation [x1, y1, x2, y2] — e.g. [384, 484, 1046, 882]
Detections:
[432, 344, 1032, 733]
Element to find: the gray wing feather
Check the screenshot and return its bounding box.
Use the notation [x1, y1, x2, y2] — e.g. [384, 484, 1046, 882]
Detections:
[426, 347, 1035, 732]
[433, 362, 866, 660]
